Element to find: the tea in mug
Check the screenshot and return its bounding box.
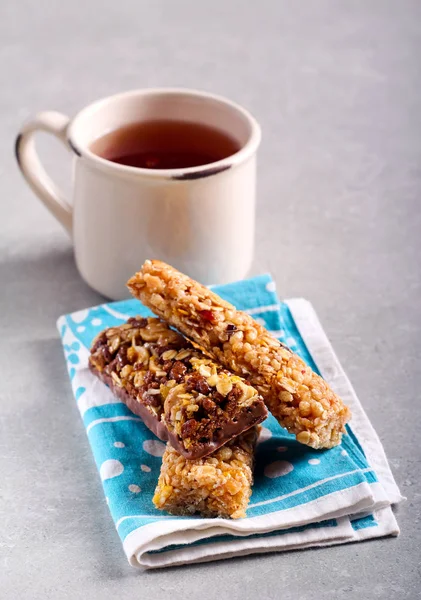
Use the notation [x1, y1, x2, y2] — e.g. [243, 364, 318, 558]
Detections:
[90, 119, 240, 169]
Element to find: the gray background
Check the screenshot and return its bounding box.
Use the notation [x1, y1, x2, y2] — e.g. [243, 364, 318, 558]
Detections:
[1, 0, 420, 598]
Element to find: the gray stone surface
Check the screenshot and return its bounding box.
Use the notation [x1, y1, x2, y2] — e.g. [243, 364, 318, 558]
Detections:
[1, 0, 420, 598]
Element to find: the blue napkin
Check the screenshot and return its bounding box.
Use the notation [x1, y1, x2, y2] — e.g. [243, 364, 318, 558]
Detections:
[57, 274, 402, 568]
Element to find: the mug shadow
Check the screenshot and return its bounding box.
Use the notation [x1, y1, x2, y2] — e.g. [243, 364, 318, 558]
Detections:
[0, 243, 106, 330]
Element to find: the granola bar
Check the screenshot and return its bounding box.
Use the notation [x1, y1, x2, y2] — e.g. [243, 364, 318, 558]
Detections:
[153, 426, 258, 519]
[127, 261, 351, 449]
[89, 317, 267, 459]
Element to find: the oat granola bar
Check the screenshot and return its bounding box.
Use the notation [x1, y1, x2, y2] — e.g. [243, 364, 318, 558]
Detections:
[153, 426, 258, 519]
[89, 317, 267, 459]
[127, 261, 351, 449]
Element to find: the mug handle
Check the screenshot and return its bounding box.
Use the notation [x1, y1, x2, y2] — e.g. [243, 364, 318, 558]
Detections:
[15, 111, 73, 235]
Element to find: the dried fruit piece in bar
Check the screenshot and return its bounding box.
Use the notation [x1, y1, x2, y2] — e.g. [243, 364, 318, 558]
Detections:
[89, 317, 267, 459]
[153, 426, 258, 519]
[127, 260, 351, 449]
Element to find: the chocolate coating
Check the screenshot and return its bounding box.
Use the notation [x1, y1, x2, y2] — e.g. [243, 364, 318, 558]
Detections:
[89, 363, 266, 460]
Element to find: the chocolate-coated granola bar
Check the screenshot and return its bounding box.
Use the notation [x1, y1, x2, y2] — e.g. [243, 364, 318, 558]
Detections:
[127, 261, 351, 449]
[153, 426, 258, 519]
[89, 317, 267, 459]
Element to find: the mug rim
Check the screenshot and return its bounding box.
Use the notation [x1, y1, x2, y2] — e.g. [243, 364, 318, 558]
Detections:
[67, 87, 261, 179]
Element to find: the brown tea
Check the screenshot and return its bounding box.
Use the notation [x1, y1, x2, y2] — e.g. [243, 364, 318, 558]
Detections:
[90, 120, 240, 169]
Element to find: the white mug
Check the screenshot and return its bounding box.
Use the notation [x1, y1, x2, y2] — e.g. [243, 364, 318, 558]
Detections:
[15, 88, 261, 300]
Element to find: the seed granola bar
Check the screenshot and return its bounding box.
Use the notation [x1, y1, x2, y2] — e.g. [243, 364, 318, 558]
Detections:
[89, 317, 267, 459]
[127, 261, 351, 449]
[153, 426, 258, 519]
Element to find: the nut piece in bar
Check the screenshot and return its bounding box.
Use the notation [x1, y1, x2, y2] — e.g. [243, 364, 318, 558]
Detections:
[127, 261, 351, 449]
[89, 317, 267, 459]
[153, 426, 258, 519]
